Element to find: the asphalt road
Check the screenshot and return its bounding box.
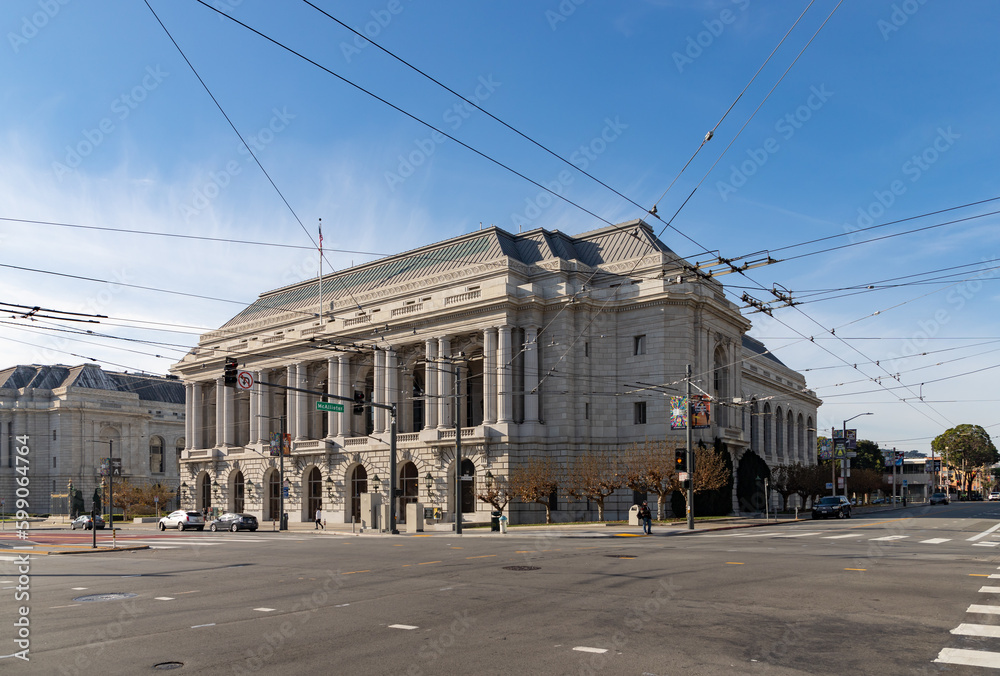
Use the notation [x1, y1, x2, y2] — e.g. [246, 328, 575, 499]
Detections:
[3, 502, 1000, 675]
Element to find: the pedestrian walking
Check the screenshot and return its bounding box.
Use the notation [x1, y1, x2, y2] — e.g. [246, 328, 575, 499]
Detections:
[315, 507, 324, 530]
[638, 501, 652, 535]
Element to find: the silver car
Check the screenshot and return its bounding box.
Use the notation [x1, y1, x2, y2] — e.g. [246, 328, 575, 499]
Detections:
[158, 510, 205, 531]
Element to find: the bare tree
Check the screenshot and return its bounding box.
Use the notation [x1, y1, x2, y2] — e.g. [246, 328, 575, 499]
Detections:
[770, 464, 796, 512]
[565, 451, 624, 521]
[623, 439, 679, 520]
[476, 474, 512, 513]
[509, 458, 560, 524]
[693, 446, 730, 495]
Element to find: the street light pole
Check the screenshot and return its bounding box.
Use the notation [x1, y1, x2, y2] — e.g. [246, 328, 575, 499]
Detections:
[840, 412, 873, 498]
[455, 363, 462, 536]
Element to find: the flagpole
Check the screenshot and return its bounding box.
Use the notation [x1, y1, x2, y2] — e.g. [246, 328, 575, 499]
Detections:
[318, 217, 323, 324]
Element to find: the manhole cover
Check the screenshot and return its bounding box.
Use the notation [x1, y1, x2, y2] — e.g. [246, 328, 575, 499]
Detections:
[607, 555, 636, 559]
[153, 662, 184, 670]
[502, 566, 540, 571]
[72, 592, 138, 603]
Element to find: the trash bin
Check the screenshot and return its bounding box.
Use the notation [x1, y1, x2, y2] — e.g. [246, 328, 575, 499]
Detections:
[280, 513, 289, 530]
[491, 510, 502, 532]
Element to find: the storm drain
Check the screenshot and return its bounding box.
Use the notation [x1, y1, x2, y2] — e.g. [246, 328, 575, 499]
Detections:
[72, 592, 138, 603]
[502, 566, 540, 571]
[153, 662, 184, 670]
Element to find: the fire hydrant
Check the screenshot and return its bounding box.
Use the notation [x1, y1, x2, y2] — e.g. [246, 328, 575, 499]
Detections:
[499, 515, 508, 534]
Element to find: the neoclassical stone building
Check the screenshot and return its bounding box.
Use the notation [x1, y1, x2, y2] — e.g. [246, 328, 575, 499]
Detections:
[0, 364, 185, 515]
[171, 220, 820, 524]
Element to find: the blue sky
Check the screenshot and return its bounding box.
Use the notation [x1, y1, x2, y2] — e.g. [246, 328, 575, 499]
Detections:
[1, 0, 998, 455]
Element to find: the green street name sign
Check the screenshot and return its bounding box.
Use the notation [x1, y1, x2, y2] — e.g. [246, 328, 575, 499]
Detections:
[316, 401, 344, 412]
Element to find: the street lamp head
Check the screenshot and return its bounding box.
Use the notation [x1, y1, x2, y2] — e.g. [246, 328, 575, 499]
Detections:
[372, 474, 381, 492]
[485, 470, 494, 489]
[424, 472, 433, 490]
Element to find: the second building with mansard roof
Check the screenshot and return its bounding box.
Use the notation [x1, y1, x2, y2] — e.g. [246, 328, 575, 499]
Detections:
[171, 220, 820, 525]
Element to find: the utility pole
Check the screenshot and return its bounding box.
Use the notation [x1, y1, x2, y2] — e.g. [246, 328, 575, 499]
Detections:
[389, 403, 398, 535]
[279, 414, 286, 530]
[455, 363, 463, 535]
[686, 364, 694, 531]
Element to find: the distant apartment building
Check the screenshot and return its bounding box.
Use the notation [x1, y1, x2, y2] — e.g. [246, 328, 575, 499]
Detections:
[171, 220, 821, 525]
[0, 364, 185, 515]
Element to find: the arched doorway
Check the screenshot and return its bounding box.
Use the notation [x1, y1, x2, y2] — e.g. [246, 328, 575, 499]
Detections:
[459, 459, 476, 514]
[232, 471, 245, 513]
[350, 465, 368, 524]
[736, 451, 770, 514]
[265, 469, 280, 522]
[398, 462, 418, 524]
[306, 467, 322, 522]
[200, 473, 212, 512]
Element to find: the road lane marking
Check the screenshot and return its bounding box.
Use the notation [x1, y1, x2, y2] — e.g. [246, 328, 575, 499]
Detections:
[920, 538, 951, 544]
[935, 647, 1000, 667]
[968, 523, 1000, 541]
[342, 570, 370, 574]
[869, 535, 908, 541]
[725, 562, 744, 565]
[191, 624, 216, 629]
[419, 561, 442, 565]
[390, 624, 418, 630]
[979, 586, 1000, 593]
[49, 604, 81, 609]
[967, 605, 1000, 614]
[971, 574, 991, 577]
[974, 542, 1000, 547]
[255, 608, 276, 612]
[466, 555, 497, 559]
[573, 647, 608, 654]
[71, 587, 88, 591]
[155, 597, 175, 601]
[822, 534, 861, 539]
[953, 624, 1000, 638]
[844, 568, 866, 571]
[774, 532, 821, 538]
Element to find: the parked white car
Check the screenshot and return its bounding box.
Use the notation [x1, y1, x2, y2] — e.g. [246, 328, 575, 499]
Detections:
[989, 492, 1000, 501]
[158, 510, 205, 531]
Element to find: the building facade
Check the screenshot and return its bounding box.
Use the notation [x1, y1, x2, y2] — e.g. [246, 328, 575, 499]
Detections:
[0, 364, 185, 515]
[171, 221, 820, 524]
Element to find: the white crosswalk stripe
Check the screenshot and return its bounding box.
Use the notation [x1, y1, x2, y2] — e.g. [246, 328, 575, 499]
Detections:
[920, 538, 951, 544]
[869, 535, 908, 541]
[935, 647, 1000, 668]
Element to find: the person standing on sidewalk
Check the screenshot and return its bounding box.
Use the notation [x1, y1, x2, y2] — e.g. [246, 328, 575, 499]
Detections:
[638, 501, 652, 535]
[315, 508, 324, 530]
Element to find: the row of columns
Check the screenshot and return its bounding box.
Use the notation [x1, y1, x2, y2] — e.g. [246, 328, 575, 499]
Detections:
[183, 324, 542, 451]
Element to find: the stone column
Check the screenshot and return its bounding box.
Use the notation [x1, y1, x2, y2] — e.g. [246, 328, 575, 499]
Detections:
[437, 336, 452, 429]
[184, 382, 194, 449]
[286, 365, 296, 440]
[259, 368, 270, 443]
[338, 355, 351, 436]
[524, 325, 539, 423]
[424, 339, 438, 429]
[327, 357, 338, 437]
[387, 349, 398, 416]
[295, 362, 307, 440]
[215, 377, 225, 447]
[374, 349, 386, 433]
[483, 329, 497, 424]
[249, 373, 259, 445]
[497, 326, 513, 423]
[192, 382, 203, 450]
[223, 380, 235, 446]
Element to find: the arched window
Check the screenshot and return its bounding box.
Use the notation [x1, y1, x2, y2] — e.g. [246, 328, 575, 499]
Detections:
[807, 417, 815, 463]
[763, 404, 772, 457]
[775, 407, 783, 459]
[233, 471, 245, 513]
[750, 400, 759, 452]
[200, 473, 212, 510]
[307, 467, 322, 520]
[266, 470, 280, 521]
[460, 459, 476, 514]
[797, 414, 805, 463]
[713, 346, 728, 428]
[150, 436, 164, 473]
[787, 411, 795, 462]
[399, 462, 418, 524]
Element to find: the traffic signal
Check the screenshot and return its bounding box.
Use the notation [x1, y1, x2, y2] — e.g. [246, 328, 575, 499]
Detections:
[223, 357, 238, 386]
[353, 390, 365, 415]
[675, 449, 686, 473]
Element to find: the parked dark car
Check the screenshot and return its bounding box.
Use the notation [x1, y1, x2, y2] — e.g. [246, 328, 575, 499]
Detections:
[70, 514, 105, 530]
[929, 492, 950, 505]
[209, 513, 258, 532]
[812, 496, 852, 519]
